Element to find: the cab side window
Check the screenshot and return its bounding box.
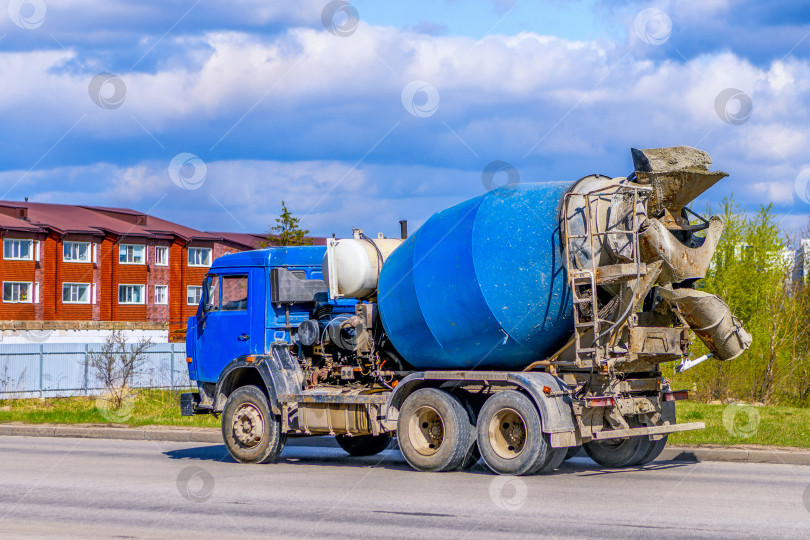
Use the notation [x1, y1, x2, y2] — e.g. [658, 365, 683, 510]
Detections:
[205, 275, 220, 312]
[221, 275, 248, 311]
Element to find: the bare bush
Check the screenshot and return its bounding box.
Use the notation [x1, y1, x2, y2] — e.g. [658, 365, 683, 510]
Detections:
[87, 330, 152, 408]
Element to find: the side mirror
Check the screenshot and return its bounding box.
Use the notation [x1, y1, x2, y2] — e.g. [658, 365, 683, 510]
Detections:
[202, 276, 212, 313]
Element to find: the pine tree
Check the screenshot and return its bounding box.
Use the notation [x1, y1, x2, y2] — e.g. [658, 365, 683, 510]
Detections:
[267, 201, 312, 246]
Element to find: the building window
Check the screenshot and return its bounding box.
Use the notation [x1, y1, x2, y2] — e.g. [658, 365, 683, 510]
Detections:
[62, 283, 90, 304]
[3, 282, 32, 303]
[154, 246, 169, 266]
[118, 284, 145, 304]
[155, 285, 168, 305]
[188, 247, 212, 267]
[3, 239, 33, 260]
[63, 242, 91, 263]
[187, 285, 203, 305]
[119, 244, 145, 264]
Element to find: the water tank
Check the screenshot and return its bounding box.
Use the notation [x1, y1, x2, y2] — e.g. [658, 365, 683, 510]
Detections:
[377, 182, 574, 370]
[323, 235, 404, 299]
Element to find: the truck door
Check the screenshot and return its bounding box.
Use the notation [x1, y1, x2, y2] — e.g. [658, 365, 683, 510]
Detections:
[195, 269, 263, 382]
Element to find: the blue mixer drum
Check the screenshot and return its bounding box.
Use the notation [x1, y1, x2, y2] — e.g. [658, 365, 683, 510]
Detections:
[377, 182, 574, 370]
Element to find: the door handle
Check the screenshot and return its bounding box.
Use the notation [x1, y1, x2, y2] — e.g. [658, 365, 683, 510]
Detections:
[238, 334, 250, 341]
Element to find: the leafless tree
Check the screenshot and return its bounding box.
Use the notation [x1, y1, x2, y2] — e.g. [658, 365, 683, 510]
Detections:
[87, 330, 151, 408]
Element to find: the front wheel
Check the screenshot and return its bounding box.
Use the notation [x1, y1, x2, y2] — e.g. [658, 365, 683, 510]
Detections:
[335, 433, 393, 456]
[221, 385, 286, 464]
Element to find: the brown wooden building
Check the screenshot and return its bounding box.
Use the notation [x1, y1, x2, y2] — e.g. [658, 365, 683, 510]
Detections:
[0, 201, 263, 338]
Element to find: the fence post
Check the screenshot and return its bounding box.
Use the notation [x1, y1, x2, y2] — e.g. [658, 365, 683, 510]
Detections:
[83, 343, 89, 395]
[170, 344, 175, 388]
[38, 344, 44, 398]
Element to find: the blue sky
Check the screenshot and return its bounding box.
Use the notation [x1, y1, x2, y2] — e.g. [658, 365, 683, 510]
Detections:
[0, 0, 809, 237]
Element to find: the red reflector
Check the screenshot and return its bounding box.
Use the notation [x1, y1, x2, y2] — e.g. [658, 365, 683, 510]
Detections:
[186, 357, 193, 363]
[245, 356, 255, 364]
[585, 396, 615, 407]
[664, 390, 689, 401]
[542, 386, 552, 394]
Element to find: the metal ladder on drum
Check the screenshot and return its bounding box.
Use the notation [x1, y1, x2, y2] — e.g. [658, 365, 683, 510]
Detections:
[561, 184, 649, 367]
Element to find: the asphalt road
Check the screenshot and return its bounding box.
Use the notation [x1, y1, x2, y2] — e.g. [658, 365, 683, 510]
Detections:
[0, 435, 809, 539]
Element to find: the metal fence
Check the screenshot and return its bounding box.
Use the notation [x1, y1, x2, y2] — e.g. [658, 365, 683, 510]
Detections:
[0, 342, 190, 399]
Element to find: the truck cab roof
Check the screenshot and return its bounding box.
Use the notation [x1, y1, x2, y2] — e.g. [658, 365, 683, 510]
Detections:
[212, 246, 327, 270]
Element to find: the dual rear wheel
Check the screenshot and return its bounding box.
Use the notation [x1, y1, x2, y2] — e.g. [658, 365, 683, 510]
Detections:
[396, 388, 475, 472]
[476, 390, 566, 475]
[397, 388, 565, 475]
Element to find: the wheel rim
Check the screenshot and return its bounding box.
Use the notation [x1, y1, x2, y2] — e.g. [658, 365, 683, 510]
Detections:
[489, 407, 527, 460]
[232, 403, 264, 448]
[408, 406, 444, 456]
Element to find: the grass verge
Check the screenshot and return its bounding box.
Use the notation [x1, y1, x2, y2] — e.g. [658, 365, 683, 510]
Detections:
[0, 392, 807, 448]
[668, 401, 810, 448]
[0, 389, 219, 428]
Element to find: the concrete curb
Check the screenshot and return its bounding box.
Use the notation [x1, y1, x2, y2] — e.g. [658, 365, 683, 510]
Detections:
[0, 423, 221, 444]
[659, 446, 810, 466]
[2, 423, 810, 466]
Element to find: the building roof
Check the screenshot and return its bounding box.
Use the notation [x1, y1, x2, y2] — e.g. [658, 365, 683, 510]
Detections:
[0, 211, 46, 234]
[208, 231, 329, 249]
[0, 200, 221, 242]
[210, 232, 270, 250]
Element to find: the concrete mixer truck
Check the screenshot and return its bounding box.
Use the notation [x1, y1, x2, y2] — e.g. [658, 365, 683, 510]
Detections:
[181, 146, 751, 475]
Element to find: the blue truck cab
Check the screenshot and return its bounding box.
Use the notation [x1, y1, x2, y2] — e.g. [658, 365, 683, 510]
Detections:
[185, 246, 354, 386]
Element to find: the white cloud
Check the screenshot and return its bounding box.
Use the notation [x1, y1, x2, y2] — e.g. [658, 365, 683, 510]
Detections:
[1, 8, 809, 233]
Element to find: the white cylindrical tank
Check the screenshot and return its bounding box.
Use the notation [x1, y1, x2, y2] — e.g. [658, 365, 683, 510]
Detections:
[323, 233, 403, 299]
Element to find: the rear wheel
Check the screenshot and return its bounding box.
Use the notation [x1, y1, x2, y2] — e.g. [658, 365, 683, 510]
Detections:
[397, 388, 473, 472]
[452, 390, 481, 470]
[535, 447, 567, 474]
[221, 385, 286, 464]
[635, 435, 668, 465]
[459, 441, 481, 470]
[477, 390, 557, 475]
[335, 433, 393, 456]
[563, 445, 582, 461]
[584, 424, 651, 469]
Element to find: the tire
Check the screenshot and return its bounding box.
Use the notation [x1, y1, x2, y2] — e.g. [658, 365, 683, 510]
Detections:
[397, 388, 473, 472]
[477, 390, 555, 476]
[221, 385, 286, 464]
[535, 447, 567, 474]
[563, 445, 582, 461]
[635, 435, 668, 466]
[584, 429, 651, 469]
[335, 433, 393, 456]
[459, 441, 481, 470]
[451, 389, 481, 470]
